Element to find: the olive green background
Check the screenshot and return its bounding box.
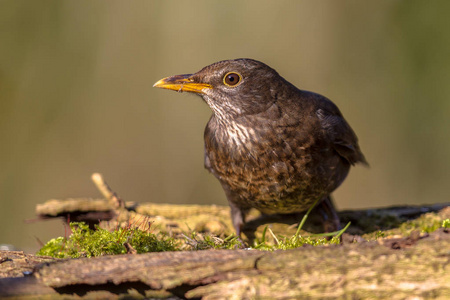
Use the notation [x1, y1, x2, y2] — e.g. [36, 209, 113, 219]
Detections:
[1, 1, 449, 252]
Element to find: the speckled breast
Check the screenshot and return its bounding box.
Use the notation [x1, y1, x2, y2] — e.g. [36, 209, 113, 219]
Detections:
[205, 122, 350, 213]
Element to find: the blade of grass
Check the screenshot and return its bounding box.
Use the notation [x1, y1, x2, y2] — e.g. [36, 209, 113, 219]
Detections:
[309, 221, 351, 238]
[260, 225, 269, 244]
[294, 198, 320, 238]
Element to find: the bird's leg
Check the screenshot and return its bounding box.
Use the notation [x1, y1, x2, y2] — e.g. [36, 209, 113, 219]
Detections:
[220, 185, 248, 238]
[316, 196, 340, 232]
[226, 200, 252, 248]
[228, 200, 246, 237]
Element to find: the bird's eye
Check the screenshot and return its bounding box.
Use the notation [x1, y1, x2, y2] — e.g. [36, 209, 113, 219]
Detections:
[223, 72, 242, 87]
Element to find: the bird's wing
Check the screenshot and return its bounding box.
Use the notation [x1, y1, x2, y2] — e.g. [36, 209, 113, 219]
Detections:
[316, 101, 368, 166]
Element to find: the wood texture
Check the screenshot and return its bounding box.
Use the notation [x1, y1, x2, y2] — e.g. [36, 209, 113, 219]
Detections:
[2, 202, 450, 299]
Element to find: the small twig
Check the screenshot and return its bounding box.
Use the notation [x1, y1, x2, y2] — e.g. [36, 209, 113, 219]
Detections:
[268, 228, 280, 245]
[0, 256, 10, 264]
[91, 173, 125, 209]
[181, 233, 199, 248]
[123, 242, 137, 254]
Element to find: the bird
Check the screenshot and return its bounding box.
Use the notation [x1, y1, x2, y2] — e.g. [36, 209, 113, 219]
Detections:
[153, 58, 367, 238]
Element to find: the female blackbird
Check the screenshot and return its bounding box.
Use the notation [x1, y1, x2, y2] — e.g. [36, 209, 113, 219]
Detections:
[154, 59, 367, 237]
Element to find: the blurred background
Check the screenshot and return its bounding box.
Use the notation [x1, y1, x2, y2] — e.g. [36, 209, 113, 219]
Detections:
[1, 1, 449, 252]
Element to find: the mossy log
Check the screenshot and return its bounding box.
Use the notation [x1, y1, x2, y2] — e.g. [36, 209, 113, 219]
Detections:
[35, 196, 450, 242]
[3, 174, 448, 299]
[1, 227, 449, 299]
[34, 174, 450, 240]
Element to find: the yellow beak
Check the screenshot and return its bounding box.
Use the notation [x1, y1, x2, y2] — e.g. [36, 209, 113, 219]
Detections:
[153, 74, 212, 94]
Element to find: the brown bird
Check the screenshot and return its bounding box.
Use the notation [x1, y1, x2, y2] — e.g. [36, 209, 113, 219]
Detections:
[154, 59, 367, 237]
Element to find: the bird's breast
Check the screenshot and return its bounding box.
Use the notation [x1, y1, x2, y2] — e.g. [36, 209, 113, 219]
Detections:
[205, 117, 349, 212]
[205, 120, 301, 191]
[222, 121, 257, 147]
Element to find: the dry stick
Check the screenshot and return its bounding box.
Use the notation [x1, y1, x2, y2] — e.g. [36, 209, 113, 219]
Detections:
[91, 173, 125, 209]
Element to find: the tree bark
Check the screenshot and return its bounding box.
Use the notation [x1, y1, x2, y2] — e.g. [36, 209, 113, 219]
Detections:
[2, 202, 450, 299]
[1, 228, 449, 299]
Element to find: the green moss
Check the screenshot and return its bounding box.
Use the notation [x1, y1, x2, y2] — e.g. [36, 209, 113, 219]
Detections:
[443, 219, 450, 228]
[362, 212, 449, 241]
[37, 221, 346, 257]
[37, 222, 179, 258]
[399, 216, 442, 234]
[180, 228, 342, 251]
[251, 224, 346, 251]
[37, 211, 449, 257]
[384, 212, 447, 237]
[37, 237, 71, 258]
[180, 200, 350, 251]
[253, 231, 341, 251]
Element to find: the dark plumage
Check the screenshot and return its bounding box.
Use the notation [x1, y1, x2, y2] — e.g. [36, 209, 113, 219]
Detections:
[154, 59, 367, 237]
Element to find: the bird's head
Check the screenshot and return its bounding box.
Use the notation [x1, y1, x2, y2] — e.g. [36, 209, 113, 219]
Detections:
[154, 59, 289, 121]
